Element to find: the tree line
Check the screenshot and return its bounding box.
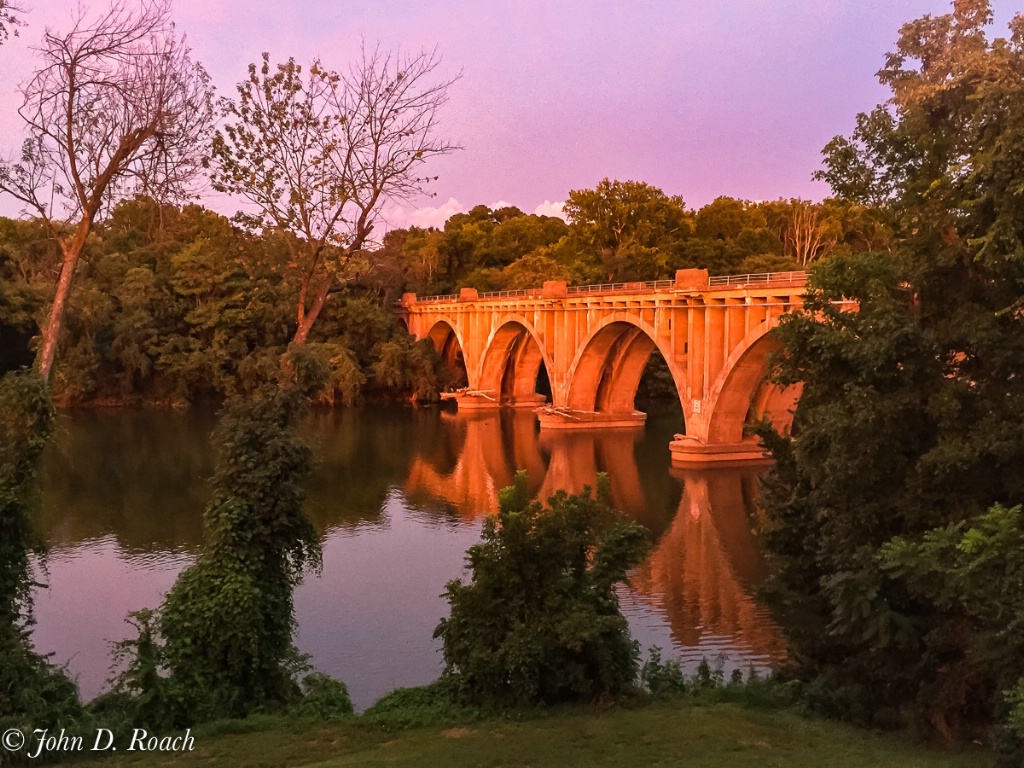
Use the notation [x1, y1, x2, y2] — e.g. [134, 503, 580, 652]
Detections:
[0, 188, 890, 405]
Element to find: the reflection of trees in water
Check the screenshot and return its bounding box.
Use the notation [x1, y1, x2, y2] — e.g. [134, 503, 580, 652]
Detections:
[40, 409, 216, 551]
[40, 406, 436, 551]
[301, 407, 424, 530]
[629, 468, 787, 662]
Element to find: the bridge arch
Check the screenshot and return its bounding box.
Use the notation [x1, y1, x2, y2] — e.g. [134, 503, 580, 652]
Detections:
[564, 314, 686, 420]
[426, 318, 469, 387]
[703, 325, 798, 444]
[476, 316, 553, 406]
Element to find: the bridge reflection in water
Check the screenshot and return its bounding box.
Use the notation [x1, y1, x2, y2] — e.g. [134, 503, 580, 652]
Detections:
[404, 409, 786, 666]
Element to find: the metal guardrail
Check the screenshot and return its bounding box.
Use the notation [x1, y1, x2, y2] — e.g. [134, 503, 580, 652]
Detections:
[407, 271, 807, 304]
[708, 271, 805, 287]
[477, 288, 545, 300]
[566, 279, 675, 295]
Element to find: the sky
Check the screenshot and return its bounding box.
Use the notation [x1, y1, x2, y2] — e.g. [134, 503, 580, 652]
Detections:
[0, 0, 1020, 229]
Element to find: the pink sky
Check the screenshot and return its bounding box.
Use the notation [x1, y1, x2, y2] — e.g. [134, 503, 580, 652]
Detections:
[0, 1, 1019, 229]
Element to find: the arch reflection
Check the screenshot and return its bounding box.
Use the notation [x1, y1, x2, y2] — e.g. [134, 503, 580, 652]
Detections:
[630, 467, 786, 662]
[403, 411, 785, 664]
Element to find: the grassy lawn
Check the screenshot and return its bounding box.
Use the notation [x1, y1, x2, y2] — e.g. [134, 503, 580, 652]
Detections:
[71, 702, 983, 768]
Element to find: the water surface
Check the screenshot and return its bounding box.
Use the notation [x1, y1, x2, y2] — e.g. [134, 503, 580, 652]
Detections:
[32, 404, 783, 710]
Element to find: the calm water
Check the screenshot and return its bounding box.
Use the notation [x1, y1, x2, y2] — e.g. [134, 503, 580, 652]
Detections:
[31, 404, 784, 711]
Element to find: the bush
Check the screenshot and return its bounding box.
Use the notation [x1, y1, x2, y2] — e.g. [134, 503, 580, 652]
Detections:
[361, 682, 480, 730]
[292, 673, 354, 720]
[434, 472, 649, 707]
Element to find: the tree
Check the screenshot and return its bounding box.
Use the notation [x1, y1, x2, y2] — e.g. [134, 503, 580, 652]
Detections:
[759, 0, 1024, 740]
[434, 472, 649, 706]
[209, 47, 458, 346]
[0, 372, 82, 729]
[157, 370, 330, 722]
[0, 0, 215, 381]
[760, 199, 841, 266]
[563, 179, 692, 281]
[0, 0, 23, 45]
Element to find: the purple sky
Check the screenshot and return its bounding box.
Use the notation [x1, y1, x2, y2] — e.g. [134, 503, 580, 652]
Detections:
[1, 1, 1019, 228]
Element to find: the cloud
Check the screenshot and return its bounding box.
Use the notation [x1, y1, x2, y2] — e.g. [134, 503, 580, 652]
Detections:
[385, 197, 466, 230]
[382, 196, 568, 233]
[533, 200, 567, 221]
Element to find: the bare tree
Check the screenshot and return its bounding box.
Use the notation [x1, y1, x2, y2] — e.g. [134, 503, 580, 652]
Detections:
[210, 46, 459, 346]
[764, 199, 841, 267]
[0, 0, 25, 45]
[0, 0, 215, 380]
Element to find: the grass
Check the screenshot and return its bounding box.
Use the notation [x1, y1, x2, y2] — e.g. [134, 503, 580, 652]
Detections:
[70, 700, 984, 768]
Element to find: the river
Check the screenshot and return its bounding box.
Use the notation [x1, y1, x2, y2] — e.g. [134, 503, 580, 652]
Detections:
[31, 403, 784, 711]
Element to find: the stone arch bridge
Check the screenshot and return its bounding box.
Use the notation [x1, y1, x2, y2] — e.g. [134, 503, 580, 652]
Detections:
[396, 269, 807, 465]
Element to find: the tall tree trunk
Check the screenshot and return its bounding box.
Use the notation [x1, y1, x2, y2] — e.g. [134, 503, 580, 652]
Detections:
[36, 220, 90, 381]
[291, 279, 332, 346]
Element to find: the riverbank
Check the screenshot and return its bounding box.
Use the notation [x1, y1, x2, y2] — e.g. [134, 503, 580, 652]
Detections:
[71, 701, 982, 767]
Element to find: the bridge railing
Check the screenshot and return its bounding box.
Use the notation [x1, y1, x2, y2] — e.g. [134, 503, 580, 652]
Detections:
[405, 271, 807, 304]
[566, 279, 675, 295]
[708, 271, 806, 287]
[413, 294, 459, 304]
[477, 288, 545, 300]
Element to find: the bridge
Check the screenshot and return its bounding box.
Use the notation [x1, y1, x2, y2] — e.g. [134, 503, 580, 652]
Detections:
[396, 268, 807, 465]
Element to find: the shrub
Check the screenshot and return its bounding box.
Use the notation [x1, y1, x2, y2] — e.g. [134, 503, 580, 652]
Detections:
[434, 472, 649, 707]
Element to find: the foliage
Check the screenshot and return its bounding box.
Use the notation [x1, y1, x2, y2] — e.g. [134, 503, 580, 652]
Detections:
[879, 504, 1024, 756]
[361, 682, 481, 730]
[154, 384, 325, 722]
[434, 472, 650, 707]
[758, 0, 1024, 742]
[292, 673, 354, 720]
[563, 178, 692, 281]
[0, 371, 83, 734]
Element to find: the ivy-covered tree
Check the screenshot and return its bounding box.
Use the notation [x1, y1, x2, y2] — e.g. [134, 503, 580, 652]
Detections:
[0, 372, 82, 730]
[157, 360, 333, 721]
[434, 472, 649, 706]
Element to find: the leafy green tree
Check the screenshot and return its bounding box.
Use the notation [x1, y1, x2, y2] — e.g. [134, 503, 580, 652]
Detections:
[434, 472, 649, 706]
[880, 503, 1024, 751]
[694, 196, 764, 241]
[759, 0, 1024, 739]
[563, 179, 692, 281]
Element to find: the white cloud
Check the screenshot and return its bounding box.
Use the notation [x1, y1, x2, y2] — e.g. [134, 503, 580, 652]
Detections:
[384, 197, 466, 230]
[380, 196, 568, 233]
[533, 200, 567, 221]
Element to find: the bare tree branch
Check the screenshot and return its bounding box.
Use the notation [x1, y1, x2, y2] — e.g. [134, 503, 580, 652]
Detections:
[210, 44, 460, 346]
[0, 0, 216, 379]
[0, 0, 25, 45]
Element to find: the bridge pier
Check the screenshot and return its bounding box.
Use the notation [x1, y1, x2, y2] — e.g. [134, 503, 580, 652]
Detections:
[450, 392, 548, 410]
[535, 407, 647, 430]
[668, 435, 771, 467]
